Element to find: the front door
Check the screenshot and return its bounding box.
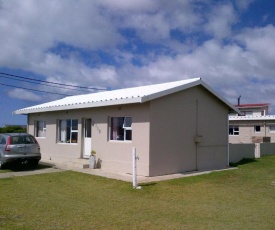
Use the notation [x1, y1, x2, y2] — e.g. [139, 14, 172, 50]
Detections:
[83, 119, 92, 158]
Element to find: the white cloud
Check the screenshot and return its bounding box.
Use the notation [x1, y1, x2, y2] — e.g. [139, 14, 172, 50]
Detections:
[0, 0, 274, 112]
[234, 0, 255, 11]
[107, 0, 203, 43]
[113, 26, 275, 105]
[100, 0, 156, 11]
[204, 3, 238, 39]
[235, 25, 275, 73]
[8, 89, 42, 101]
[0, 0, 123, 67]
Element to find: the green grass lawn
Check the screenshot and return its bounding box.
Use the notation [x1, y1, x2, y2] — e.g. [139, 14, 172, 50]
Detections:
[0, 156, 274, 230]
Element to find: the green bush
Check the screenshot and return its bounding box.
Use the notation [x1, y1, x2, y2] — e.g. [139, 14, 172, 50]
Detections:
[0, 126, 27, 133]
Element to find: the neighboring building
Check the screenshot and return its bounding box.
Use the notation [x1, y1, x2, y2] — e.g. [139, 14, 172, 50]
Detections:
[231, 103, 269, 116]
[14, 78, 238, 176]
[229, 103, 275, 143]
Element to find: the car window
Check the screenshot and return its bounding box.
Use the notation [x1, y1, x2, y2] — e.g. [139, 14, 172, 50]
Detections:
[11, 136, 20, 144]
[0, 136, 6, 145]
[11, 136, 36, 144]
[23, 136, 36, 144]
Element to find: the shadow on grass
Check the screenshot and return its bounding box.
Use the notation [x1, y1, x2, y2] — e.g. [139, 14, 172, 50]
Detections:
[230, 158, 258, 167]
[138, 182, 157, 187]
[1, 163, 52, 172]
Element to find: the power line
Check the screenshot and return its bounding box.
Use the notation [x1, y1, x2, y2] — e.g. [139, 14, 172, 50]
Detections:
[0, 74, 92, 93]
[0, 82, 71, 96]
[0, 72, 107, 91]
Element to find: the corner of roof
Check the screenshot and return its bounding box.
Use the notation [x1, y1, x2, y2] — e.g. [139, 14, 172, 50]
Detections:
[139, 77, 202, 103]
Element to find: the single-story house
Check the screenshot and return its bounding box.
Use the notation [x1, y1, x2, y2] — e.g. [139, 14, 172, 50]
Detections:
[14, 78, 238, 176]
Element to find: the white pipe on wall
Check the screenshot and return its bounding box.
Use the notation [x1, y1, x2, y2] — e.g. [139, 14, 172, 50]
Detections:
[132, 147, 141, 189]
[132, 147, 137, 188]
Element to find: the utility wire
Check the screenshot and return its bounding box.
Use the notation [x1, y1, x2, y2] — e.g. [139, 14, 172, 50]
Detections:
[0, 82, 72, 96]
[0, 72, 107, 91]
[0, 75, 92, 93]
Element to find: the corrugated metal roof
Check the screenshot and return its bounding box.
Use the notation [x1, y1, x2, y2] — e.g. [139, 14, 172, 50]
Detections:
[14, 78, 238, 115]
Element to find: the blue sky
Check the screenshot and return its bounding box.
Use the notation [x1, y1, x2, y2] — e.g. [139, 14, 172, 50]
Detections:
[0, 0, 275, 126]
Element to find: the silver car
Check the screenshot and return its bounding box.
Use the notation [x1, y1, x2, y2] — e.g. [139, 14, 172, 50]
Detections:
[0, 133, 41, 169]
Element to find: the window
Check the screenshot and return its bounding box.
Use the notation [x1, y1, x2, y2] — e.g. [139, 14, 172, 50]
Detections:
[110, 117, 132, 141]
[58, 119, 78, 143]
[229, 126, 239, 136]
[254, 125, 261, 133]
[270, 125, 275, 133]
[35, 121, 46, 137]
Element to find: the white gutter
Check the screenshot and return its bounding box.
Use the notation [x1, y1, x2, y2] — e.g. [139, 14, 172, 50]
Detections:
[229, 115, 275, 121]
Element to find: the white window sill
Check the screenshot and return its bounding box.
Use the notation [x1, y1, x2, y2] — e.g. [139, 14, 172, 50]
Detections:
[57, 142, 78, 145]
[109, 140, 132, 143]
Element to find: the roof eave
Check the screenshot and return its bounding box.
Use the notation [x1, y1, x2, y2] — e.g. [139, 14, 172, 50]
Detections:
[13, 97, 142, 115]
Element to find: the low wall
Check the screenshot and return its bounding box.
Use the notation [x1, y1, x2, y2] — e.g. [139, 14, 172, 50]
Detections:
[260, 143, 275, 156]
[229, 143, 275, 163]
[229, 144, 255, 163]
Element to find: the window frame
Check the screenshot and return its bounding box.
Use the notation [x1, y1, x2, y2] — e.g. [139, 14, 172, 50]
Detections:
[35, 120, 46, 138]
[58, 119, 78, 144]
[109, 116, 132, 142]
[229, 125, 239, 136]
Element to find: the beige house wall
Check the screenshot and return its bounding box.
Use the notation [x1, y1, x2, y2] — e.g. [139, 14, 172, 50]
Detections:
[229, 120, 275, 143]
[28, 103, 151, 176]
[28, 85, 230, 177]
[149, 86, 229, 176]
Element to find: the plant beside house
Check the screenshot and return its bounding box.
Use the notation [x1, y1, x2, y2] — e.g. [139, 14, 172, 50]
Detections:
[89, 150, 96, 169]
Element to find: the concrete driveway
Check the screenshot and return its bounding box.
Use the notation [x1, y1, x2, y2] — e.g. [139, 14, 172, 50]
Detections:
[0, 165, 65, 179]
